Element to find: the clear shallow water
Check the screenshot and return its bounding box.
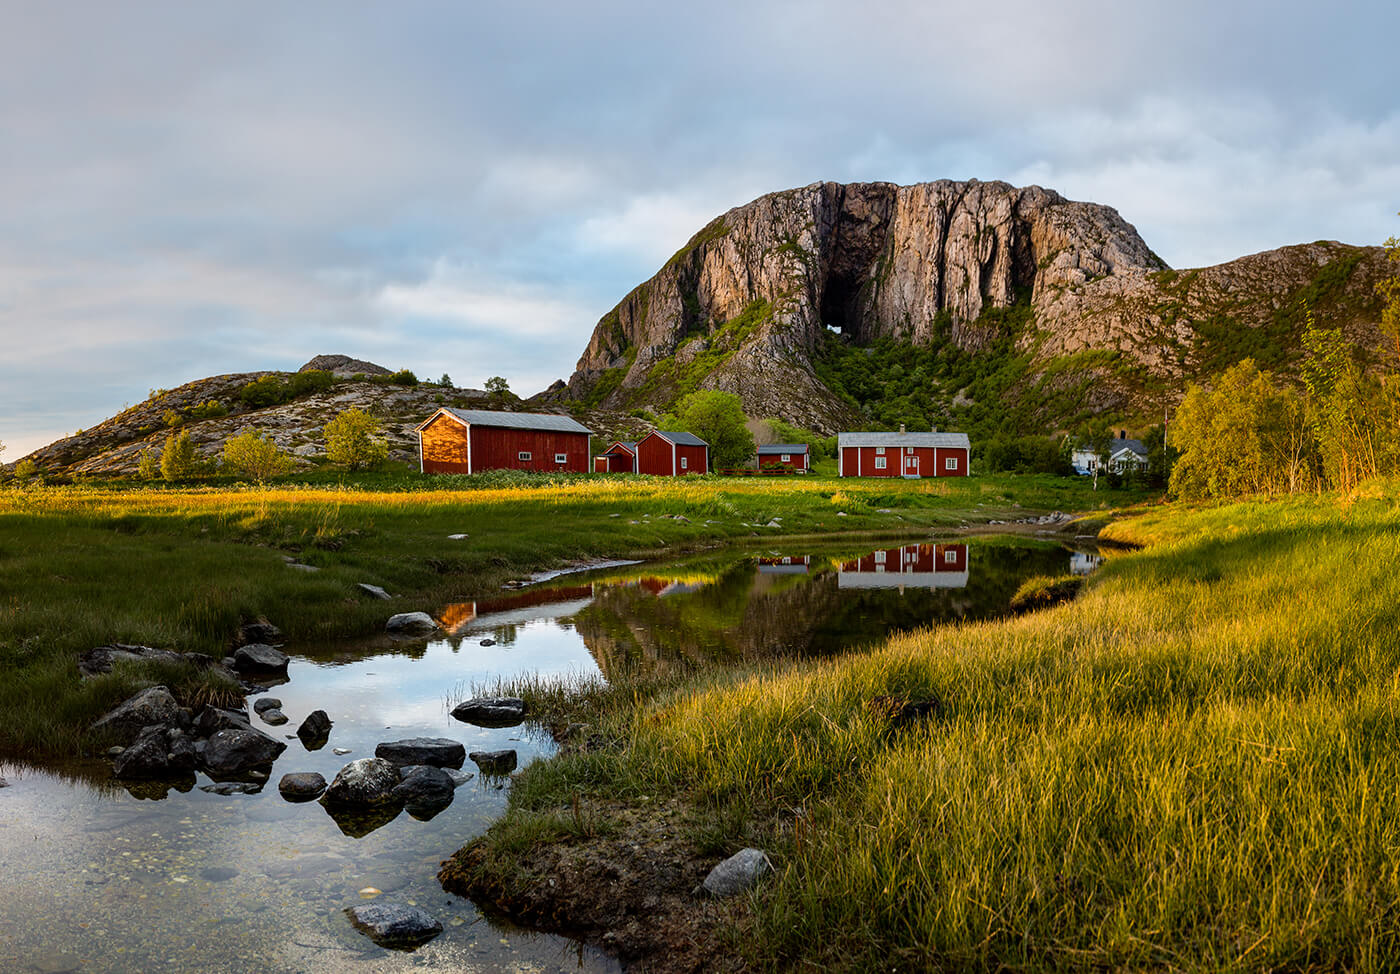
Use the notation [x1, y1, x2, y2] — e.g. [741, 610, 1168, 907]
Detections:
[0, 538, 1090, 973]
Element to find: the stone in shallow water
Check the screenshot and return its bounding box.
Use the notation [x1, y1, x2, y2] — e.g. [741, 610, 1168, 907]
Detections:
[278, 772, 328, 801]
[239, 620, 282, 644]
[201, 726, 287, 776]
[697, 847, 772, 897]
[297, 710, 333, 749]
[260, 708, 289, 726]
[346, 901, 443, 949]
[375, 737, 465, 769]
[450, 696, 526, 728]
[232, 643, 289, 673]
[392, 766, 455, 819]
[468, 749, 517, 775]
[91, 685, 184, 745]
[323, 758, 401, 807]
[199, 781, 262, 795]
[199, 866, 240, 882]
[252, 697, 283, 715]
[332, 747, 352, 755]
[113, 724, 197, 778]
[385, 612, 437, 636]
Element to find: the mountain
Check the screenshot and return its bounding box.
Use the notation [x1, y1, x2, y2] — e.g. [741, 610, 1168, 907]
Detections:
[556, 180, 1389, 435]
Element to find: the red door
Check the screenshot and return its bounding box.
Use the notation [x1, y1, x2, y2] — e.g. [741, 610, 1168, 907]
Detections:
[904, 453, 920, 477]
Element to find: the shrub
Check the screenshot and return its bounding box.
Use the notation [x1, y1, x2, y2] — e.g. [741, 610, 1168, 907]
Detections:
[160, 430, 197, 481]
[136, 448, 160, 480]
[13, 459, 38, 484]
[323, 408, 389, 470]
[221, 430, 294, 482]
[188, 399, 229, 420]
[162, 408, 183, 428]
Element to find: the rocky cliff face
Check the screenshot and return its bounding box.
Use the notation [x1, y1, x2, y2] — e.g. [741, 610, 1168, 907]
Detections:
[562, 180, 1388, 432]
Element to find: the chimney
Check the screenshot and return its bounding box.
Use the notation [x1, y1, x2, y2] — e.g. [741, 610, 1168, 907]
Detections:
[899, 423, 906, 435]
[931, 426, 938, 433]
[1119, 429, 1127, 440]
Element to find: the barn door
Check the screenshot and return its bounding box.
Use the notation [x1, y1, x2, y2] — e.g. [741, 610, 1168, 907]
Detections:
[904, 454, 920, 477]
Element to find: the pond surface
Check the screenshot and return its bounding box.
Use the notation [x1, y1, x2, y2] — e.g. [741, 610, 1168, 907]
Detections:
[0, 537, 1090, 973]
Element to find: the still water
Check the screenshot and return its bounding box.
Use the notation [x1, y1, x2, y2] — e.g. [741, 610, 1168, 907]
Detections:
[0, 538, 1087, 973]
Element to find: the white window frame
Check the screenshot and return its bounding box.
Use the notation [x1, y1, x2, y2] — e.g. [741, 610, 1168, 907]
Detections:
[875, 446, 885, 455]
[906, 446, 914, 455]
[946, 457, 957, 471]
[680, 456, 688, 469]
[780, 453, 791, 463]
[874, 456, 887, 470]
[944, 549, 958, 564]
[517, 451, 532, 461]
[554, 453, 567, 464]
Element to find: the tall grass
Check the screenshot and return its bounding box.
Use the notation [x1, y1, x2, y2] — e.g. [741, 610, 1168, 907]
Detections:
[480, 484, 1400, 969]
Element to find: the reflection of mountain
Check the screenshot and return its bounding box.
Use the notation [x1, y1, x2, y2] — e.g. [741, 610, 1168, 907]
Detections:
[574, 543, 1070, 681]
[838, 544, 969, 589]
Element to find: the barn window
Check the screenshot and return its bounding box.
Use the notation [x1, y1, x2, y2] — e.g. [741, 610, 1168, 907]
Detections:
[780, 453, 791, 463]
[554, 453, 567, 464]
[906, 447, 914, 455]
[680, 456, 688, 469]
[518, 451, 532, 461]
[875, 447, 885, 455]
[944, 549, 958, 564]
[945, 457, 957, 470]
[874, 457, 886, 470]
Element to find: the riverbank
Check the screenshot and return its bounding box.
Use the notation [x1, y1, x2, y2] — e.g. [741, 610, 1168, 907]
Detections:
[0, 472, 1135, 759]
[446, 483, 1400, 970]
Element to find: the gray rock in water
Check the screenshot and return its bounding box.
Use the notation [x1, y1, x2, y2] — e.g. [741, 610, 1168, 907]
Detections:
[193, 705, 251, 739]
[232, 644, 289, 673]
[199, 781, 262, 795]
[357, 583, 392, 600]
[201, 725, 288, 775]
[450, 697, 526, 728]
[385, 612, 438, 636]
[323, 758, 402, 807]
[113, 724, 198, 778]
[467, 749, 517, 775]
[697, 848, 772, 898]
[199, 866, 240, 882]
[91, 686, 184, 746]
[238, 620, 282, 645]
[375, 738, 465, 769]
[252, 697, 283, 715]
[296, 710, 333, 748]
[346, 901, 442, 949]
[479, 638, 496, 647]
[391, 765, 455, 817]
[443, 768, 474, 788]
[259, 708, 289, 726]
[278, 771, 328, 801]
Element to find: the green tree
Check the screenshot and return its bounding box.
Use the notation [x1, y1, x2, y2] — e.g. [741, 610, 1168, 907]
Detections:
[485, 376, 512, 407]
[438, 373, 453, 388]
[324, 408, 389, 470]
[661, 391, 755, 470]
[160, 429, 197, 481]
[222, 430, 294, 482]
[1377, 213, 1400, 364]
[137, 447, 160, 480]
[13, 459, 38, 484]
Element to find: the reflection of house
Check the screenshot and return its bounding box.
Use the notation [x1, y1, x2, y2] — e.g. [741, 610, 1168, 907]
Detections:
[436, 584, 595, 636]
[1072, 432, 1147, 476]
[838, 543, 969, 588]
[416, 408, 592, 475]
[593, 440, 638, 473]
[757, 444, 810, 471]
[838, 428, 970, 478]
[637, 431, 709, 475]
[1070, 551, 1103, 576]
[758, 555, 811, 574]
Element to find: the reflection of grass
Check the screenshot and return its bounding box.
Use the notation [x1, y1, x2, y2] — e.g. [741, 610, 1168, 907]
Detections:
[468, 484, 1400, 970]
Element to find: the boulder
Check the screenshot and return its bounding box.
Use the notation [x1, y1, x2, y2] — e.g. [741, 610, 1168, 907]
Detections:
[443, 768, 474, 788]
[450, 697, 526, 728]
[201, 726, 288, 776]
[113, 725, 198, 778]
[78, 644, 181, 678]
[385, 612, 438, 636]
[357, 583, 392, 600]
[278, 772, 328, 802]
[696, 848, 772, 897]
[296, 710, 333, 749]
[238, 620, 282, 645]
[200, 781, 262, 795]
[374, 738, 465, 769]
[259, 708, 289, 726]
[478, 638, 496, 647]
[232, 644, 289, 673]
[468, 749, 517, 775]
[323, 758, 402, 807]
[391, 766, 455, 818]
[252, 698, 282, 715]
[91, 686, 184, 746]
[193, 705, 251, 739]
[346, 901, 442, 949]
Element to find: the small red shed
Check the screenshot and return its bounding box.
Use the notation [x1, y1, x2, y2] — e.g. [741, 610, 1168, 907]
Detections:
[593, 440, 639, 473]
[636, 430, 709, 476]
[837, 429, 970, 478]
[756, 443, 809, 471]
[416, 408, 592, 475]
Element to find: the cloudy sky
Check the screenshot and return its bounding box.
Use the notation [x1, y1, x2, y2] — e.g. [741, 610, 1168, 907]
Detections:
[2, 0, 1397, 457]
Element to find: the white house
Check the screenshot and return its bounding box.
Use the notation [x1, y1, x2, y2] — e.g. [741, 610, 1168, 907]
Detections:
[1071, 433, 1148, 476]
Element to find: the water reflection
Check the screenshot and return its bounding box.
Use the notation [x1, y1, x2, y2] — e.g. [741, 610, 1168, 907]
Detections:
[837, 543, 968, 589]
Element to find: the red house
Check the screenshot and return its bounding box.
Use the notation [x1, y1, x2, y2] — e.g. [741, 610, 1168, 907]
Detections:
[636, 430, 709, 476]
[416, 408, 592, 475]
[838, 543, 969, 589]
[837, 429, 970, 478]
[756, 443, 810, 471]
[593, 440, 639, 473]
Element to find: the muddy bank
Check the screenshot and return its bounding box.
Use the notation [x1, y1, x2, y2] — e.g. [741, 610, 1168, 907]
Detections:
[438, 797, 753, 973]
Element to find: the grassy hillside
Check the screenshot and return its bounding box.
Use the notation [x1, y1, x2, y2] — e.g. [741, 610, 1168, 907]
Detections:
[454, 482, 1400, 970]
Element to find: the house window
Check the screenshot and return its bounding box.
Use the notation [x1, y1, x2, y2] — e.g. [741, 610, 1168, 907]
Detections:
[680, 456, 688, 469]
[945, 457, 957, 470]
[875, 447, 885, 455]
[906, 447, 914, 455]
[554, 453, 567, 464]
[780, 454, 791, 463]
[518, 451, 532, 461]
[874, 457, 887, 470]
[944, 550, 957, 564]
[875, 550, 886, 563]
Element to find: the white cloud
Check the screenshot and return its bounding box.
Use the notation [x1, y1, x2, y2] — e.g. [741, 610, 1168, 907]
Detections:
[375, 261, 597, 340]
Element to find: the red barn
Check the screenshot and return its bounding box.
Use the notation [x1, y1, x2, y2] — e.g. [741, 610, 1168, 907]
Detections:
[636, 430, 709, 475]
[756, 443, 810, 471]
[593, 440, 638, 473]
[837, 429, 970, 478]
[416, 408, 591, 475]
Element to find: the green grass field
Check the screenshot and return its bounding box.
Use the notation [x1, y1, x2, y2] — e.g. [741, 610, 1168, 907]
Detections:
[464, 481, 1400, 970]
[0, 471, 1132, 758]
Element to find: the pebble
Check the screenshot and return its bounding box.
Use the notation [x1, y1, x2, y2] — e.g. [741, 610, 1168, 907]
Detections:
[333, 747, 352, 755]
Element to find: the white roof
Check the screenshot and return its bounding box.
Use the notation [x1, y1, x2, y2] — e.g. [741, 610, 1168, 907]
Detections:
[838, 431, 970, 449]
[418, 408, 591, 435]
